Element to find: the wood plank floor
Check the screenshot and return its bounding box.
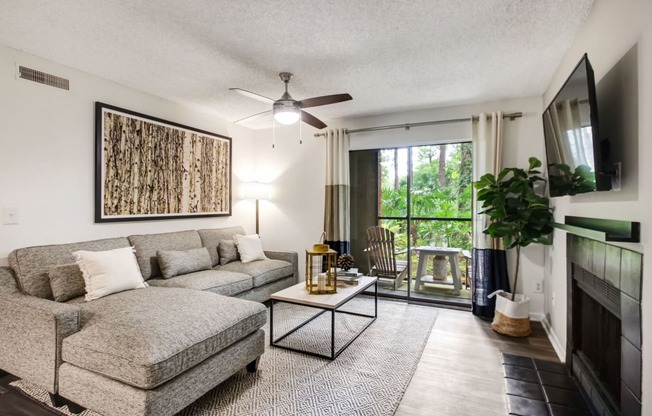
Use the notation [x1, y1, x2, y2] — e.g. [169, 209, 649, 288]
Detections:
[0, 307, 558, 416]
[0, 373, 55, 416]
[395, 308, 559, 416]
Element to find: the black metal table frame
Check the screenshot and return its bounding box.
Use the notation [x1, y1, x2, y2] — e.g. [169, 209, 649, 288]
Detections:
[270, 279, 378, 360]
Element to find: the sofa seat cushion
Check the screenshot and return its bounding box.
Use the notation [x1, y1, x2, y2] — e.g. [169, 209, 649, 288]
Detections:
[61, 287, 265, 390]
[147, 270, 252, 296]
[217, 259, 293, 287]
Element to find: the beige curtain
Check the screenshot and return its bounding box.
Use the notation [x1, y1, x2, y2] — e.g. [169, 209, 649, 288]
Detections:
[472, 112, 504, 250]
[324, 129, 350, 254]
[471, 112, 510, 318]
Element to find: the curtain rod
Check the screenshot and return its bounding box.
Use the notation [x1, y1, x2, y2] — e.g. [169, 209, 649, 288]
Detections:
[313, 112, 522, 137]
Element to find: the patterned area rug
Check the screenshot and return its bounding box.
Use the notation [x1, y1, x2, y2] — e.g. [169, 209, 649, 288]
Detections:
[11, 298, 438, 416]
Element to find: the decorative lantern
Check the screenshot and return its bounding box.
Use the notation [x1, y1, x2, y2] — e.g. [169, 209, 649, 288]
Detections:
[305, 248, 338, 294]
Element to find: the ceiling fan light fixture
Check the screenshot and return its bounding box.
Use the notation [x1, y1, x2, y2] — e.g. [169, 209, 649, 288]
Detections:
[273, 101, 301, 125]
[231, 72, 351, 129]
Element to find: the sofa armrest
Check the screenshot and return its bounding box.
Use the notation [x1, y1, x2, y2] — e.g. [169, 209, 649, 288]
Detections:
[0, 267, 80, 393]
[264, 251, 299, 284]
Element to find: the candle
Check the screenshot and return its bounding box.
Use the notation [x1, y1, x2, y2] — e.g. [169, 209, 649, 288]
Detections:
[317, 273, 326, 292]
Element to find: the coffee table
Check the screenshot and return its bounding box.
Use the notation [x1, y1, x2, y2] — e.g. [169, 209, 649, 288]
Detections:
[270, 276, 377, 360]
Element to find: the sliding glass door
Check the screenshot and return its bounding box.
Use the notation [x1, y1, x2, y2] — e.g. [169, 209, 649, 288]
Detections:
[350, 142, 472, 306]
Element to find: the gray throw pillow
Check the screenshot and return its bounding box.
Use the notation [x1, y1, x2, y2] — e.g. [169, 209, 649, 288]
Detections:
[157, 247, 212, 279]
[49, 263, 86, 302]
[218, 240, 240, 265]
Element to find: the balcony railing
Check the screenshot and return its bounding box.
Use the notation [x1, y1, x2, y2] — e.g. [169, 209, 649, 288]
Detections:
[376, 217, 472, 301]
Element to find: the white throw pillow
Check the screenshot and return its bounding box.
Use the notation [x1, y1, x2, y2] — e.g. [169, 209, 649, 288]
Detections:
[73, 246, 148, 301]
[234, 234, 267, 264]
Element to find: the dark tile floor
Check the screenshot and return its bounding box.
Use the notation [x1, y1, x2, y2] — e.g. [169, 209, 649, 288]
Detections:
[0, 372, 59, 416]
[502, 353, 594, 416]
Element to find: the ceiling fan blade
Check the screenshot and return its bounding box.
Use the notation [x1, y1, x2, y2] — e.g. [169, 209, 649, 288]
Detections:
[229, 88, 275, 104]
[301, 111, 327, 130]
[298, 93, 352, 109]
[233, 109, 273, 124]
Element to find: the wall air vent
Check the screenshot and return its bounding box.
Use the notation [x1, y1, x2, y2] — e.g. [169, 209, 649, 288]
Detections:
[18, 66, 69, 90]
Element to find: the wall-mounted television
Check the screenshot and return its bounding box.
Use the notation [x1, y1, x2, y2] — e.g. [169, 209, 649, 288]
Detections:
[543, 53, 613, 197]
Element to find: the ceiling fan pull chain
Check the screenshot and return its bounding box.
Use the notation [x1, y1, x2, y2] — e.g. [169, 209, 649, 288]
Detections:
[272, 118, 276, 149]
[299, 118, 303, 144]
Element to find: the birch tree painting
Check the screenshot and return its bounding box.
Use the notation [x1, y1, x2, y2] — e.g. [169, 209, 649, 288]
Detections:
[96, 103, 231, 222]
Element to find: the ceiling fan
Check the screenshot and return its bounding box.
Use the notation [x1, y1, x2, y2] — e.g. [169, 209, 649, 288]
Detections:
[230, 72, 352, 130]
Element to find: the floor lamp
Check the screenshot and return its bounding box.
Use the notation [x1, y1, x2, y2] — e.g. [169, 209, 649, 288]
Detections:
[245, 182, 270, 235]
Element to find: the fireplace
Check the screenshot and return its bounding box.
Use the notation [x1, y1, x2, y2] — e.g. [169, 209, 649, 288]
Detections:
[566, 235, 642, 416]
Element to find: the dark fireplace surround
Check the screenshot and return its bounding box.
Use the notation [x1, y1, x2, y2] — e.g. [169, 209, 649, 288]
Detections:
[566, 234, 642, 416]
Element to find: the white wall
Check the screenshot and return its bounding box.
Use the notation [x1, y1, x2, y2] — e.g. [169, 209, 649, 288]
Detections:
[254, 96, 550, 317]
[0, 45, 256, 265]
[542, 0, 652, 412]
[249, 124, 327, 278]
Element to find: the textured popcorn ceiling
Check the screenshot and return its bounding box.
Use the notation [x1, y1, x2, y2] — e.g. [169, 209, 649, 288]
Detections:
[0, 0, 593, 129]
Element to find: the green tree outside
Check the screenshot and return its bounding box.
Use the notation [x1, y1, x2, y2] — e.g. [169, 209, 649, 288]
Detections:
[378, 143, 473, 254]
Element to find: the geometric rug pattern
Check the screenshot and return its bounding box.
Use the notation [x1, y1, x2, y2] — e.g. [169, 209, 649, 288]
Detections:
[11, 298, 438, 416]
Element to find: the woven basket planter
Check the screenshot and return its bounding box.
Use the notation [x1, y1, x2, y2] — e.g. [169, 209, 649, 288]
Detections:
[488, 290, 531, 337]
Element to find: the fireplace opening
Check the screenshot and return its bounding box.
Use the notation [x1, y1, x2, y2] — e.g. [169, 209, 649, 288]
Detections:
[573, 283, 621, 407]
[566, 234, 642, 416]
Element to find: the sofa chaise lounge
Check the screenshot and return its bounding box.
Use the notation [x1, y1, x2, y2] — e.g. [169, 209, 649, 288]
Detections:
[0, 226, 298, 416]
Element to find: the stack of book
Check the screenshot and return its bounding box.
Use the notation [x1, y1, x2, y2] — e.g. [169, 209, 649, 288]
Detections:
[336, 269, 363, 284]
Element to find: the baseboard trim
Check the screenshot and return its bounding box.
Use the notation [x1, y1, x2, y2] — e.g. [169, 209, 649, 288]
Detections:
[541, 316, 566, 363]
[529, 312, 545, 322]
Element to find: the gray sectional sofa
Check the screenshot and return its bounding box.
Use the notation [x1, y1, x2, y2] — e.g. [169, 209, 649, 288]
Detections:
[0, 226, 298, 416]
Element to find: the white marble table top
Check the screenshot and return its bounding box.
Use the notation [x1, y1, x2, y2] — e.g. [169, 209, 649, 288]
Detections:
[271, 276, 377, 309]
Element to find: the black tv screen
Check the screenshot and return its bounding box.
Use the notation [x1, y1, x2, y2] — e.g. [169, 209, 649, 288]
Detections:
[543, 53, 612, 197]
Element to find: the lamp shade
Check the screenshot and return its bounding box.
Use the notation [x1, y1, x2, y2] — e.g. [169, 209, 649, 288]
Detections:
[243, 182, 270, 200]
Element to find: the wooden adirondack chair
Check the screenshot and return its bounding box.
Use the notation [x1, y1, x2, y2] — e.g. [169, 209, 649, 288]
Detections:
[366, 226, 409, 290]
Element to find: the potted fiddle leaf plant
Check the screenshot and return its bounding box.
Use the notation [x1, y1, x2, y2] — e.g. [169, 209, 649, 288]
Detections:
[473, 157, 554, 337]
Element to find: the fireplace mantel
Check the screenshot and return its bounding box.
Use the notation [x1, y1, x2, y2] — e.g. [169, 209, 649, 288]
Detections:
[554, 216, 640, 242]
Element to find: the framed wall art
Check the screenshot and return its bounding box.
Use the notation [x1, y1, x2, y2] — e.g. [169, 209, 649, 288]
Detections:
[95, 102, 232, 222]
